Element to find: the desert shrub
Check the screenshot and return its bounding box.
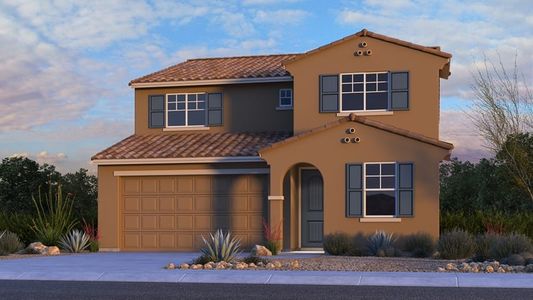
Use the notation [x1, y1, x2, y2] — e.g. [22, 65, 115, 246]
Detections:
[398, 232, 435, 258]
[263, 220, 281, 255]
[82, 219, 99, 253]
[323, 232, 352, 256]
[200, 229, 241, 263]
[489, 233, 533, 260]
[440, 211, 533, 240]
[437, 229, 476, 259]
[474, 233, 501, 262]
[0, 230, 24, 255]
[506, 254, 526, 266]
[32, 185, 77, 246]
[192, 254, 211, 265]
[59, 230, 90, 253]
[241, 255, 269, 265]
[367, 231, 396, 257]
[0, 212, 35, 245]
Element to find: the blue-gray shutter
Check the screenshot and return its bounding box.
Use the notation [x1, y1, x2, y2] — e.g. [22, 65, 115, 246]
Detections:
[346, 163, 363, 217]
[390, 72, 409, 110]
[398, 163, 414, 216]
[207, 93, 223, 126]
[319, 75, 339, 112]
[148, 95, 165, 128]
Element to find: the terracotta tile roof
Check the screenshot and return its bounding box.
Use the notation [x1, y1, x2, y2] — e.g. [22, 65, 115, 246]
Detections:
[129, 54, 301, 85]
[260, 113, 453, 154]
[91, 132, 292, 160]
[282, 28, 451, 66]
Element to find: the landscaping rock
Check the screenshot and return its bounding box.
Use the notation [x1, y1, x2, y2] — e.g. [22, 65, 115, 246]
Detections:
[290, 260, 300, 269]
[507, 254, 526, 266]
[485, 265, 494, 273]
[45, 246, 60, 256]
[191, 264, 203, 270]
[251, 245, 272, 256]
[165, 263, 176, 270]
[273, 261, 282, 268]
[437, 267, 446, 272]
[179, 263, 190, 269]
[26, 242, 47, 254]
[248, 263, 257, 268]
[203, 264, 213, 270]
[265, 262, 275, 269]
[525, 264, 533, 273]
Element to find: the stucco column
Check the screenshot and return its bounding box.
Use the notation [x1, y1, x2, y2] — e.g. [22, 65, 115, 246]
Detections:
[267, 164, 285, 249]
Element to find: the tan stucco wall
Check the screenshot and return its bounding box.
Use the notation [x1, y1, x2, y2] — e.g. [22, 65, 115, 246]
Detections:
[261, 121, 449, 244]
[285, 35, 449, 138]
[97, 162, 268, 250]
[134, 82, 293, 135]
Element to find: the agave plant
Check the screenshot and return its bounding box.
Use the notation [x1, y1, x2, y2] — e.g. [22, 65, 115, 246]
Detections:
[200, 229, 241, 263]
[59, 229, 90, 253]
[32, 184, 77, 246]
[0, 230, 24, 256]
[368, 230, 396, 256]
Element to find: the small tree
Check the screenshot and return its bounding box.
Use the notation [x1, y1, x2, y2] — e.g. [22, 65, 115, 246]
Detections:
[470, 54, 533, 201]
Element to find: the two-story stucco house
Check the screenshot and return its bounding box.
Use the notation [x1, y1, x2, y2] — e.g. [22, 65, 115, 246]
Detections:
[92, 29, 453, 252]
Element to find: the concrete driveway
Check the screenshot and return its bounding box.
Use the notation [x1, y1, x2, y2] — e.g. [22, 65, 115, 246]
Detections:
[1, 252, 533, 288]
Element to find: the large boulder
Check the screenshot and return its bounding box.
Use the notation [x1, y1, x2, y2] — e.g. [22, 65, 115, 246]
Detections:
[250, 245, 272, 256]
[45, 246, 60, 256]
[23, 242, 60, 255]
[26, 242, 47, 254]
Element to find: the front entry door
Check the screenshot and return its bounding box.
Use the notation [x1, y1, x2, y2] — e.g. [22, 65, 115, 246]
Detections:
[301, 169, 324, 248]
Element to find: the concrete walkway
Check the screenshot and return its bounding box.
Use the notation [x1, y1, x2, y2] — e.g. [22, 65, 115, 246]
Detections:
[1, 253, 532, 288]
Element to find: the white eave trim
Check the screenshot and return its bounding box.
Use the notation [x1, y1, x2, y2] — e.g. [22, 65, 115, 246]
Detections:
[130, 76, 293, 88]
[114, 168, 270, 177]
[92, 156, 264, 165]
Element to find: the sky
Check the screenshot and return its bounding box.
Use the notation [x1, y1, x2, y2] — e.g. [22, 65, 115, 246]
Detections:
[0, 0, 532, 174]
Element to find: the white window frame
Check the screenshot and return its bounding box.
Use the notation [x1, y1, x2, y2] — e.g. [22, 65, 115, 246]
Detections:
[278, 88, 293, 108]
[339, 72, 389, 112]
[165, 93, 207, 128]
[363, 162, 397, 217]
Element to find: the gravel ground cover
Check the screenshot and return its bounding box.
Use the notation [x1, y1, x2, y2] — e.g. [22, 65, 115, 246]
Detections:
[274, 256, 461, 272]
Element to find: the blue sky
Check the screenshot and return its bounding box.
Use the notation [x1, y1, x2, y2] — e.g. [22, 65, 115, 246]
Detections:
[1, 0, 531, 173]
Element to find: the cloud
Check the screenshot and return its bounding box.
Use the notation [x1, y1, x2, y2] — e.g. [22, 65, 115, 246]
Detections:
[440, 110, 491, 161]
[336, 0, 533, 101]
[254, 9, 309, 25]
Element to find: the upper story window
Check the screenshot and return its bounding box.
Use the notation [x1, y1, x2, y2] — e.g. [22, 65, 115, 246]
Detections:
[341, 72, 388, 111]
[278, 89, 293, 109]
[166, 93, 206, 127]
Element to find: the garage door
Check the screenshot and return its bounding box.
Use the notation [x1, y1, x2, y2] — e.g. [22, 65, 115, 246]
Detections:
[120, 174, 267, 251]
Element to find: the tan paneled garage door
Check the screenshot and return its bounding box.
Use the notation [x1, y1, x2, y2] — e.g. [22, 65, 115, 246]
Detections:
[120, 174, 267, 251]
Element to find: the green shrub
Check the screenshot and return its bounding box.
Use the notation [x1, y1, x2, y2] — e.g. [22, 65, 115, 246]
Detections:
[59, 230, 90, 253]
[367, 231, 396, 257]
[506, 254, 526, 266]
[32, 185, 77, 246]
[474, 233, 501, 261]
[192, 254, 211, 265]
[323, 232, 352, 256]
[440, 211, 533, 240]
[0, 212, 35, 245]
[0, 230, 24, 255]
[88, 240, 99, 253]
[398, 232, 435, 258]
[437, 229, 476, 259]
[200, 229, 241, 263]
[265, 240, 280, 256]
[490, 233, 533, 260]
[241, 255, 269, 265]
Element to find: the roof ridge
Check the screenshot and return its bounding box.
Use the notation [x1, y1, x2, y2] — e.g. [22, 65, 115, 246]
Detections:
[186, 53, 302, 61]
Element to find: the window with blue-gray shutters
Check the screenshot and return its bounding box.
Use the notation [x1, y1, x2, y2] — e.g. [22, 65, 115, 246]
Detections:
[321, 71, 409, 113]
[346, 162, 414, 217]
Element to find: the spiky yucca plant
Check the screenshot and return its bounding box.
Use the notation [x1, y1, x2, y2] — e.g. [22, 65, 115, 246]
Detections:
[59, 230, 90, 253]
[0, 230, 24, 255]
[200, 229, 241, 263]
[31, 185, 77, 246]
[368, 230, 396, 256]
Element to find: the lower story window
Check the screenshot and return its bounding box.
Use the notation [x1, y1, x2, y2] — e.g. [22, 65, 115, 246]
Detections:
[167, 93, 206, 127]
[365, 162, 396, 216]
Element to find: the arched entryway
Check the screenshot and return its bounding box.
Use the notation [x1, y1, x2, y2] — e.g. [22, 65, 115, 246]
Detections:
[281, 163, 324, 250]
